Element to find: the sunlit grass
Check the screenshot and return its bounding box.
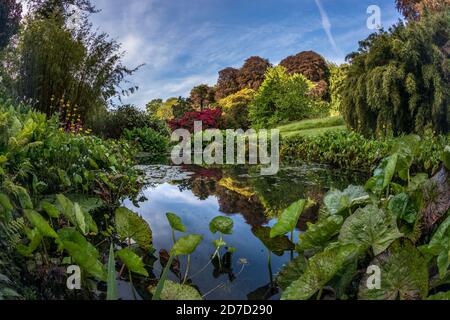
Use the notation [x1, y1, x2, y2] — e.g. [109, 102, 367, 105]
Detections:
[277, 116, 346, 138]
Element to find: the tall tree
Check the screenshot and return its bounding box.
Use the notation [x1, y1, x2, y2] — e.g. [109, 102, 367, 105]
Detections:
[215, 67, 240, 100]
[4, 7, 138, 119]
[396, 0, 450, 20]
[341, 10, 450, 136]
[190, 84, 215, 110]
[237, 56, 272, 91]
[280, 51, 330, 100]
[0, 0, 21, 49]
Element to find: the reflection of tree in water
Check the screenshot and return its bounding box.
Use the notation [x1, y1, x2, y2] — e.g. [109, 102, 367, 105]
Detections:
[216, 186, 268, 226]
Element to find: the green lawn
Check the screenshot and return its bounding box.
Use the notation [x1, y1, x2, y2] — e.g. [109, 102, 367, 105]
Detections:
[276, 116, 346, 138]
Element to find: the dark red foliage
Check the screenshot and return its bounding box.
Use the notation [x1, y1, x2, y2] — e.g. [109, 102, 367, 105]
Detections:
[169, 107, 225, 133]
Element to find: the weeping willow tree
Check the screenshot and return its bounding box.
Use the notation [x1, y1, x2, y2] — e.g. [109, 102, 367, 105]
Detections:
[341, 10, 450, 137]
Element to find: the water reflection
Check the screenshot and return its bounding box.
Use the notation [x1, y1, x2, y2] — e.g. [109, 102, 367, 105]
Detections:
[124, 164, 367, 300]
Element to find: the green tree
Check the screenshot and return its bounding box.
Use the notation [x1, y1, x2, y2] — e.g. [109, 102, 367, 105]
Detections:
[2, 6, 138, 120]
[249, 66, 314, 129]
[328, 63, 349, 115]
[190, 84, 215, 110]
[341, 11, 450, 137]
[218, 88, 255, 129]
[0, 0, 21, 49]
[172, 97, 194, 119]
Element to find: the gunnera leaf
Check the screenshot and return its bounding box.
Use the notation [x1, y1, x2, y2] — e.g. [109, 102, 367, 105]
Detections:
[296, 215, 344, 254]
[421, 167, 450, 232]
[115, 207, 152, 251]
[339, 205, 403, 256]
[281, 243, 359, 300]
[149, 280, 202, 300]
[388, 193, 417, 224]
[358, 241, 428, 300]
[323, 185, 369, 217]
[442, 146, 450, 171]
[427, 291, 450, 300]
[276, 256, 308, 290]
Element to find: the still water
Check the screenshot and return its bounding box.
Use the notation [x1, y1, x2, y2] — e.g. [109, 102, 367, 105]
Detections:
[123, 164, 367, 300]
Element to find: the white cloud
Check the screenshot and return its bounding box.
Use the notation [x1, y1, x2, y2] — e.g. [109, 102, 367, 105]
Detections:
[314, 0, 342, 56]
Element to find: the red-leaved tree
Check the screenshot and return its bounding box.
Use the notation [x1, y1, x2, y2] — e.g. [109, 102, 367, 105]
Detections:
[169, 108, 225, 133]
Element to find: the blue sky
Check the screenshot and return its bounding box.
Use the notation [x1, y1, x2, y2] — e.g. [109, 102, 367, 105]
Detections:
[90, 0, 402, 108]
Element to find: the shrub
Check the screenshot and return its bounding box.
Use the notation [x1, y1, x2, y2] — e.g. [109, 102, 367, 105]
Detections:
[168, 108, 225, 133]
[88, 105, 169, 139]
[218, 88, 255, 129]
[249, 66, 315, 129]
[123, 127, 169, 161]
[281, 129, 449, 172]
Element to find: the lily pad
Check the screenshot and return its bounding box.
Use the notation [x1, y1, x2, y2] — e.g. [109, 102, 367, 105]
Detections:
[209, 216, 234, 235]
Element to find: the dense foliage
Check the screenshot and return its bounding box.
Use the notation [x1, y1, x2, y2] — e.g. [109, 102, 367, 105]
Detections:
[0, 6, 138, 121]
[123, 127, 169, 161]
[396, 0, 450, 20]
[341, 11, 450, 137]
[0, 98, 147, 298]
[218, 88, 255, 129]
[169, 108, 225, 133]
[282, 129, 449, 172]
[189, 85, 216, 111]
[249, 66, 315, 129]
[280, 51, 330, 100]
[275, 143, 450, 300]
[0, 0, 21, 49]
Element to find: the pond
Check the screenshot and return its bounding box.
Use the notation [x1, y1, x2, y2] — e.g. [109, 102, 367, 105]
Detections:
[122, 163, 368, 300]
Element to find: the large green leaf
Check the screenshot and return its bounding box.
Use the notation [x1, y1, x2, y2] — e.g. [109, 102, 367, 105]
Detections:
[419, 214, 450, 279]
[270, 199, 306, 238]
[166, 212, 186, 232]
[171, 234, 203, 256]
[149, 280, 202, 300]
[116, 248, 149, 277]
[358, 241, 428, 300]
[296, 216, 344, 254]
[55, 194, 98, 235]
[252, 226, 295, 256]
[40, 201, 60, 219]
[276, 256, 307, 290]
[24, 210, 58, 239]
[106, 244, 118, 300]
[58, 228, 107, 281]
[339, 205, 403, 256]
[209, 216, 234, 235]
[383, 153, 398, 189]
[388, 193, 417, 224]
[281, 243, 359, 300]
[115, 207, 152, 251]
[323, 185, 369, 216]
[15, 186, 33, 209]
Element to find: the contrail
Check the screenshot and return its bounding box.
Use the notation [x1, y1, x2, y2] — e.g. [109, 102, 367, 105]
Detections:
[314, 0, 341, 55]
